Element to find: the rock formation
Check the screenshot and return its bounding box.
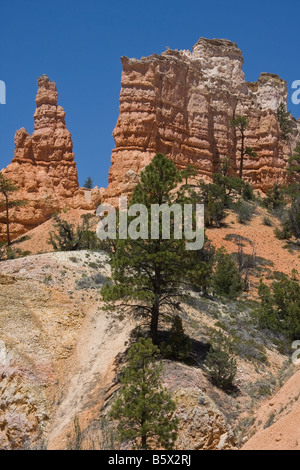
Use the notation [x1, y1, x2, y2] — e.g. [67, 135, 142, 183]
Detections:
[2, 40, 300, 239]
[0, 76, 101, 241]
[105, 38, 300, 204]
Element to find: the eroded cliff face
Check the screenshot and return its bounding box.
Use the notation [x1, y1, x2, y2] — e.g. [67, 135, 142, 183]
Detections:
[105, 38, 300, 204]
[0, 76, 99, 240]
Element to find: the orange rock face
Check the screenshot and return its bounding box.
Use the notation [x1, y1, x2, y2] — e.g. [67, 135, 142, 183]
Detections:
[0, 76, 94, 240]
[105, 38, 300, 204]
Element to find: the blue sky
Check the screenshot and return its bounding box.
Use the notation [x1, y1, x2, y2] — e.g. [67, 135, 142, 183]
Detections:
[0, 0, 299, 188]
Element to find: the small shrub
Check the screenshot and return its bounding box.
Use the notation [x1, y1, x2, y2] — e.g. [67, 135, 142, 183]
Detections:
[21, 250, 31, 257]
[275, 225, 292, 240]
[67, 415, 83, 450]
[263, 216, 272, 227]
[264, 412, 276, 429]
[262, 184, 285, 211]
[242, 182, 254, 201]
[75, 273, 106, 290]
[88, 262, 98, 269]
[234, 200, 255, 224]
[6, 246, 21, 260]
[204, 329, 237, 391]
[281, 197, 300, 240]
[44, 274, 53, 284]
[49, 214, 100, 251]
[247, 379, 273, 399]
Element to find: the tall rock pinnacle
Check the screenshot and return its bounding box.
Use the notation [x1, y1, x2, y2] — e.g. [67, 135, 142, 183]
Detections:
[1, 76, 82, 239]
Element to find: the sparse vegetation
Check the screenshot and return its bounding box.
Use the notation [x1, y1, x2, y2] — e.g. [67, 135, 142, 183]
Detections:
[110, 338, 178, 450]
[49, 213, 100, 251]
[75, 272, 107, 290]
[234, 200, 255, 224]
[276, 197, 300, 240]
[254, 276, 300, 340]
[263, 216, 272, 227]
[204, 329, 237, 391]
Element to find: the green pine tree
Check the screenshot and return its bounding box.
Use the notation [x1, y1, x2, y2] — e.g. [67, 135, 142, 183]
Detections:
[180, 163, 197, 185]
[255, 276, 300, 340]
[110, 338, 178, 450]
[0, 172, 27, 246]
[231, 115, 257, 179]
[84, 177, 93, 189]
[212, 248, 243, 299]
[276, 103, 293, 141]
[288, 142, 300, 175]
[101, 154, 209, 344]
[278, 196, 300, 241]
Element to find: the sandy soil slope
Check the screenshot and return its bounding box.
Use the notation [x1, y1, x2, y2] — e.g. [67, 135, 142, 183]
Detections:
[242, 367, 300, 450]
[0, 250, 133, 449]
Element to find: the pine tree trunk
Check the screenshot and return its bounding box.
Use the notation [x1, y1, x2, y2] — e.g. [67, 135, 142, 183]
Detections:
[239, 131, 245, 179]
[150, 297, 159, 345]
[4, 193, 10, 246]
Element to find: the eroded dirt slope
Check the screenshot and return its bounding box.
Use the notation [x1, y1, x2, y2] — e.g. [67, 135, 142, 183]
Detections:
[0, 248, 297, 449]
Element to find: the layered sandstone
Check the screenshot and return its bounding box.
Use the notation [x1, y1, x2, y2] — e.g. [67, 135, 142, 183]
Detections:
[105, 38, 300, 204]
[0, 76, 99, 240]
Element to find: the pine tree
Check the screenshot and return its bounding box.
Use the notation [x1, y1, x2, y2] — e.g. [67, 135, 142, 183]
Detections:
[288, 142, 300, 175]
[212, 248, 242, 299]
[231, 116, 258, 179]
[255, 277, 300, 340]
[279, 196, 300, 241]
[197, 181, 226, 228]
[84, 177, 93, 189]
[181, 163, 197, 185]
[263, 183, 285, 210]
[110, 338, 178, 450]
[101, 154, 209, 344]
[277, 103, 293, 141]
[285, 142, 300, 202]
[0, 172, 26, 246]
